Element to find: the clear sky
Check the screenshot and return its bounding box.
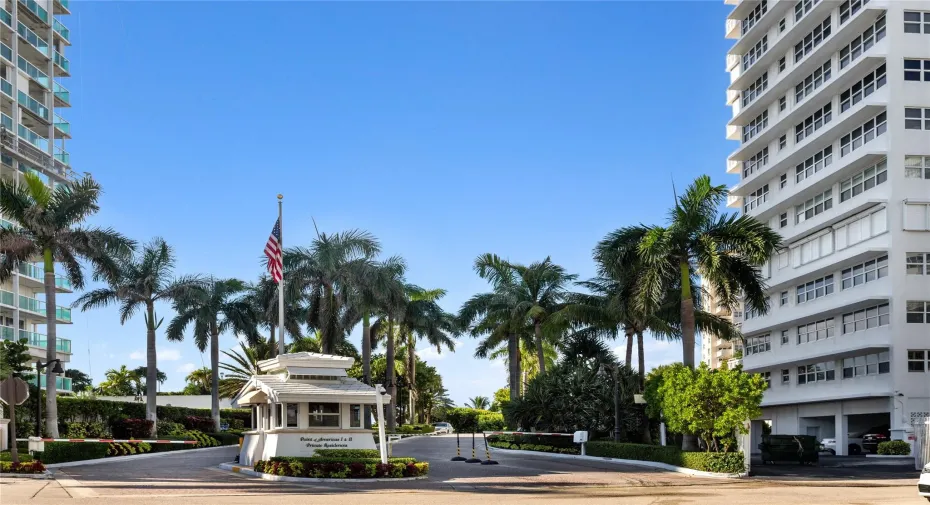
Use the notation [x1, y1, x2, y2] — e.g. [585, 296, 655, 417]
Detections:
[58, 1, 735, 405]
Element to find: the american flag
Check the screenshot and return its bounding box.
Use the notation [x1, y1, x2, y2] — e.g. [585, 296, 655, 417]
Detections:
[264, 218, 283, 283]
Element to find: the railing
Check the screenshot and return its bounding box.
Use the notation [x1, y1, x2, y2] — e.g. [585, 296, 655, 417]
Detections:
[19, 0, 49, 25]
[1, 112, 13, 131]
[18, 21, 50, 56]
[0, 42, 11, 63]
[0, 8, 11, 27]
[57, 0, 69, 10]
[0, 325, 71, 353]
[55, 275, 71, 290]
[54, 146, 68, 165]
[18, 56, 49, 88]
[53, 19, 69, 42]
[18, 90, 49, 121]
[18, 123, 47, 150]
[727, 53, 741, 72]
[0, 78, 12, 99]
[53, 51, 69, 72]
[54, 114, 69, 135]
[30, 375, 73, 391]
[53, 82, 69, 105]
[726, 18, 741, 38]
[16, 263, 71, 290]
[0, 289, 73, 322]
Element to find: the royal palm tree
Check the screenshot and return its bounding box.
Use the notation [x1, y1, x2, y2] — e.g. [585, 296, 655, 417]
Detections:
[75, 237, 203, 436]
[167, 278, 258, 431]
[97, 365, 141, 396]
[466, 396, 490, 410]
[289, 330, 360, 358]
[130, 366, 167, 395]
[285, 229, 381, 354]
[0, 173, 134, 436]
[596, 176, 780, 450]
[245, 274, 304, 357]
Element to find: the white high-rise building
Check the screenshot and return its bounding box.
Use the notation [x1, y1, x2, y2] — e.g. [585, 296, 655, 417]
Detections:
[724, 0, 930, 455]
[0, 0, 74, 393]
[701, 283, 741, 369]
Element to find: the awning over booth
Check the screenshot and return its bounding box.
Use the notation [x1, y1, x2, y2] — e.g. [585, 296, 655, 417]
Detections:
[285, 367, 348, 377]
[233, 374, 389, 407]
[236, 390, 268, 405]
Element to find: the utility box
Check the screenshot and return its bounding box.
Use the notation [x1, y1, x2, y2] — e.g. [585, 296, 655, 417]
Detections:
[28, 436, 44, 453]
[573, 431, 589, 444]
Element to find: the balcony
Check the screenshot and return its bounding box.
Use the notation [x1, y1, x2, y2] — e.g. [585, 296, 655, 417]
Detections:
[18, 90, 49, 121]
[18, 21, 50, 57]
[54, 114, 69, 137]
[30, 374, 72, 392]
[54, 146, 68, 165]
[0, 289, 73, 323]
[54, 0, 69, 15]
[17, 262, 73, 292]
[18, 123, 47, 151]
[53, 82, 69, 107]
[53, 19, 69, 44]
[0, 7, 10, 27]
[0, 78, 11, 99]
[18, 0, 49, 25]
[53, 51, 69, 75]
[742, 325, 891, 373]
[18, 55, 49, 88]
[0, 325, 71, 353]
[726, 18, 741, 39]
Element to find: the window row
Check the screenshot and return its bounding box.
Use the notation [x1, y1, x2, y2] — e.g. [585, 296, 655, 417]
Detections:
[840, 63, 885, 113]
[743, 72, 769, 108]
[797, 318, 834, 344]
[796, 274, 834, 304]
[840, 111, 886, 157]
[795, 16, 831, 64]
[254, 402, 363, 429]
[905, 107, 930, 131]
[786, 207, 887, 268]
[907, 301, 930, 324]
[795, 103, 832, 144]
[746, 334, 771, 355]
[906, 155, 930, 180]
[842, 352, 889, 378]
[839, 158, 886, 203]
[839, 14, 885, 70]
[743, 35, 768, 72]
[743, 110, 768, 143]
[840, 255, 887, 290]
[742, 0, 768, 33]
[905, 203, 930, 232]
[796, 189, 832, 224]
[907, 253, 930, 275]
[839, 0, 869, 25]
[794, 0, 821, 22]
[908, 350, 930, 372]
[905, 59, 930, 82]
[904, 11, 930, 34]
[744, 184, 769, 213]
[744, 147, 768, 178]
[795, 61, 831, 106]
[795, 145, 832, 184]
[842, 303, 890, 333]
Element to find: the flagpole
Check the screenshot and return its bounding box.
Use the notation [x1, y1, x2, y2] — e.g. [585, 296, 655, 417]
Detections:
[277, 194, 285, 356]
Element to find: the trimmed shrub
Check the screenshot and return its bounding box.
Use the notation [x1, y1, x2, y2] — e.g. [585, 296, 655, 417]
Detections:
[65, 421, 111, 439]
[112, 418, 154, 439]
[446, 408, 480, 433]
[314, 449, 380, 458]
[270, 456, 416, 465]
[0, 452, 33, 462]
[679, 452, 745, 473]
[396, 424, 436, 435]
[478, 412, 505, 432]
[877, 440, 911, 456]
[586, 441, 745, 474]
[488, 434, 577, 449]
[35, 442, 109, 464]
[182, 416, 214, 432]
[0, 461, 46, 474]
[156, 421, 186, 437]
[257, 456, 428, 478]
[204, 432, 241, 446]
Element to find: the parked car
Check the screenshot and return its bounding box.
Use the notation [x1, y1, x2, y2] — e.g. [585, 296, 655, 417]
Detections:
[820, 437, 862, 455]
[860, 424, 891, 454]
[918, 462, 930, 501]
[432, 422, 453, 434]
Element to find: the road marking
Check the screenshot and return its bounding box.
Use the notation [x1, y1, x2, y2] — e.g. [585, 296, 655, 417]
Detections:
[51, 469, 99, 498]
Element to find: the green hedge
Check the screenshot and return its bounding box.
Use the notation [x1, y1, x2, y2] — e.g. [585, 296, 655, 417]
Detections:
[34, 442, 110, 464]
[54, 397, 252, 429]
[478, 412, 505, 431]
[204, 432, 241, 446]
[255, 459, 429, 479]
[0, 452, 33, 462]
[488, 434, 578, 449]
[314, 449, 379, 458]
[877, 440, 910, 456]
[586, 442, 745, 474]
[396, 424, 436, 435]
[489, 441, 579, 455]
[0, 461, 46, 474]
[269, 456, 416, 465]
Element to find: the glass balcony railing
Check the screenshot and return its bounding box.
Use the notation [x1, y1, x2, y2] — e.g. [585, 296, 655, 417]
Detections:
[18, 123, 47, 150]
[54, 147, 68, 165]
[1, 78, 12, 99]
[18, 56, 49, 88]
[19, 0, 49, 25]
[54, 114, 69, 134]
[53, 82, 69, 105]
[0, 289, 72, 322]
[0, 326, 71, 353]
[30, 375, 72, 391]
[53, 51, 68, 72]
[0, 8, 11, 27]
[57, 0, 69, 11]
[19, 90, 49, 121]
[53, 19, 69, 43]
[55, 275, 71, 290]
[1, 112, 13, 131]
[18, 21, 50, 56]
[17, 262, 43, 280]
[1, 42, 12, 63]
[0, 214, 18, 229]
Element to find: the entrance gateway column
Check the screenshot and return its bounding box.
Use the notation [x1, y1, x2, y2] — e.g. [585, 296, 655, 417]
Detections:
[834, 406, 848, 456]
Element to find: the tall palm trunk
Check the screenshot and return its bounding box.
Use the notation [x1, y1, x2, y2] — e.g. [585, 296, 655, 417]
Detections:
[322, 283, 335, 354]
[407, 330, 416, 424]
[210, 324, 221, 432]
[625, 328, 634, 369]
[636, 331, 645, 391]
[145, 301, 158, 437]
[533, 321, 546, 375]
[679, 258, 699, 451]
[361, 312, 372, 429]
[385, 316, 396, 432]
[269, 323, 276, 357]
[508, 332, 521, 401]
[42, 248, 58, 437]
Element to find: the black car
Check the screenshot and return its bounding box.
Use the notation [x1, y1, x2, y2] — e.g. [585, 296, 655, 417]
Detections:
[860, 424, 891, 454]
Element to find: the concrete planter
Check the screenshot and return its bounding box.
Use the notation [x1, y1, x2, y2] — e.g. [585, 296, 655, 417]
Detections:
[43, 445, 234, 469]
[0, 470, 52, 479]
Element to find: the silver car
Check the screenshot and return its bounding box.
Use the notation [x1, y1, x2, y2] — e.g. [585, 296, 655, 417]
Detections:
[432, 422, 453, 434]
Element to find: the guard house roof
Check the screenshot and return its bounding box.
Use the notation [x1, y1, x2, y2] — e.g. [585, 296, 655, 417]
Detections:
[256, 352, 354, 374]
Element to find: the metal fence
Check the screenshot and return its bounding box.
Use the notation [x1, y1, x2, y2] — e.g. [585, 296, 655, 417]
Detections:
[914, 419, 930, 470]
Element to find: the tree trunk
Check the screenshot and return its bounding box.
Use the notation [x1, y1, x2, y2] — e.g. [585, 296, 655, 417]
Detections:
[43, 248, 58, 437]
[210, 326, 221, 432]
[636, 331, 645, 391]
[385, 316, 396, 432]
[269, 323, 276, 358]
[534, 321, 546, 375]
[146, 301, 158, 438]
[407, 330, 416, 424]
[625, 328, 634, 369]
[508, 332, 521, 401]
[362, 312, 372, 429]
[322, 284, 334, 354]
[679, 258, 699, 452]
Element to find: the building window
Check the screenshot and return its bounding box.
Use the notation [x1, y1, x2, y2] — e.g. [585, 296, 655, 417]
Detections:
[742, 73, 769, 107]
[795, 145, 833, 183]
[908, 301, 930, 323]
[841, 63, 886, 112]
[908, 350, 929, 372]
[842, 352, 889, 378]
[779, 134, 787, 150]
[796, 275, 834, 304]
[904, 59, 930, 82]
[778, 56, 786, 73]
[906, 155, 930, 179]
[905, 11, 930, 33]
[746, 334, 771, 355]
[742, 0, 768, 33]
[839, 14, 886, 69]
[276, 403, 285, 428]
[798, 361, 835, 384]
[779, 213, 788, 228]
[308, 402, 340, 427]
[350, 404, 362, 428]
[779, 95, 787, 112]
[743, 35, 769, 72]
[905, 202, 930, 231]
[780, 291, 788, 306]
[905, 107, 930, 130]
[795, 189, 832, 224]
[795, 103, 832, 143]
[795, 17, 831, 63]
[759, 371, 771, 389]
[779, 173, 787, 189]
[840, 158, 887, 202]
[839, 0, 868, 24]
[779, 17, 786, 33]
[743, 110, 768, 142]
[841, 255, 888, 289]
[795, 0, 821, 22]
[907, 253, 929, 275]
[840, 112, 886, 157]
[744, 184, 769, 213]
[835, 207, 887, 251]
[781, 330, 789, 344]
[797, 318, 835, 344]
[842, 303, 890, 333]
[743, 147, 769, 178]
[795, 61, 831, 105]
[781, 368, 790, 384]
[286, 403, 299, 428]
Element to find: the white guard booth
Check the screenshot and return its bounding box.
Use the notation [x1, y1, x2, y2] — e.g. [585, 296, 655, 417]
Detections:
[233, 352, 391, 467]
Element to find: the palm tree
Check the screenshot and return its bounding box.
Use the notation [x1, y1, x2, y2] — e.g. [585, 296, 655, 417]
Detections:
[97, 365, 141, 396]
[185, 367, 212, 395]
[466, 396, 490, 410]
[0, 173, 134, 436]
[75, 238, 203, 436]
[286, 229, 381, 354]
[245, 274, 304, 357]
[289, 330, 360, 358]
[219, 338, 273, 398]
[130, 366, 167, 395]
[167, 278, 257, 431]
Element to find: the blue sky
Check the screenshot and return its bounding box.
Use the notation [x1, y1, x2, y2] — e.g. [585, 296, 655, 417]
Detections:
[58, 1, 735, 405]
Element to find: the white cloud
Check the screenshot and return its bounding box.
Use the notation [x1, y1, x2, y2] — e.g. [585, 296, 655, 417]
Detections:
[416, 339, 463, 362]
[129, 350, 144, 361]
[107, 353, 115, 359]
[158, 349, 182, 361]
[176, 363, 197, 374]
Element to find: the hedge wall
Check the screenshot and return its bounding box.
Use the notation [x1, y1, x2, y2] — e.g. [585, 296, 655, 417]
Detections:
[55, 397, 251, 428]
[585, 441, 745, 474]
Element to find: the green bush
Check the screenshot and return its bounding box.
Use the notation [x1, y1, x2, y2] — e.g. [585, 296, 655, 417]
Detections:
[270, 456, 416, 465]
[488, 434, 577, 449]
[446, 408, 480, 433]
[65, 421, 111, 439]
[877, 440, 910, 456]
[314, 449, 380, 458]
[0, 452, 33, 462]
[204, 432, 241, 446]
[53, 397, 253, 430]
[478, 412, 505, 432]
[0, 461, 46, 474]
[34, 442, 109, 464]
[156, 421, 186, 437]
[257, 457, 428, 479]
[396, 424, 436, 435]
[586, 442, 745, 474]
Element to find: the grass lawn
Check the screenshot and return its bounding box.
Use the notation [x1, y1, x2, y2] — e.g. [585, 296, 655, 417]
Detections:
[0, 451, 33, 462]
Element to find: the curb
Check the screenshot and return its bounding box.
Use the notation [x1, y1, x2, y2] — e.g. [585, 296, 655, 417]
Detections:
[489, 446, 748, 479]
[218, 463, 429, 483]
[0, 471, 52, 480]
[44, 445, 236, 469]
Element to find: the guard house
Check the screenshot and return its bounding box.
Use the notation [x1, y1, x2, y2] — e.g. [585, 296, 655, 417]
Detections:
[233, 352, 390, 466]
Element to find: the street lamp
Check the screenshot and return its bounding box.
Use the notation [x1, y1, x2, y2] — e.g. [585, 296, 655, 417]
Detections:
[34, 359, 64, 437]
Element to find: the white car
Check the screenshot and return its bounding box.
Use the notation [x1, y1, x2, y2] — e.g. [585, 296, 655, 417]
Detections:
[819, 437, 863, 455]
[432, 422, 453, 434]
[919, 463, 930, 501]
